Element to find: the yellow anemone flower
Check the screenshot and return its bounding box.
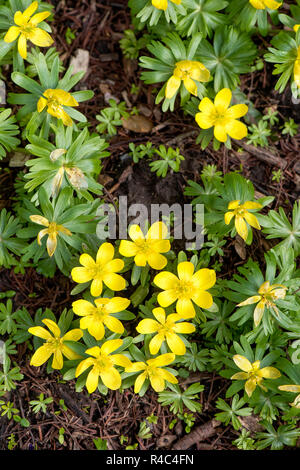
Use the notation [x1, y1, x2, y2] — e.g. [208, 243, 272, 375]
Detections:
[294, 46, 300, 89]
[136, 307, 195, 355]
[4, 1, 53, 60]
[224, 199, 262, 241]
[72, 297, 130, 340]
[152, 0, 181, 11]
[37, 89, 78, 126]
[28, 319, 83, 370]
[119, 221, 170, 270]
[29, 215, 72, 257]
[125, 353, 177, 393]
[294, 25, 300, 32]
[278, 385, 300, 408]
[165, 60, 210, 99]
[75, 340, 131, 393]
[231, 355, 281, 397]
[237, 281, 287, 327]
[71, 243, 126, 297]
[154, 261, 216, 319]
[195, 88, 248, 143]
[249, 0, 282, 10]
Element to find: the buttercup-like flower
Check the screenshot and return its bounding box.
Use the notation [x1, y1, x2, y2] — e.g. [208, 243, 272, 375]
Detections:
[29, 319, 82, 370]
[71, 243, 126, 297]
[152, 0, 181, 11]
[249, 0, 282, 10]
[231, 355, 281, 397]
[278, 384, 300, 408]
[30, 215, 72, 257]
[72, 297, 130, 340]
[294, 46, 300, 89]
[224, 200, 262, 241]
[237, 281, 287, 327]
[165, 60, 210, 99]
[75, 340, 131, 393]
[125, 353, 177, 393]
[4, 1, 53, 60]
[195, 88, 248, 143]
[37, 89, 78, 126]
[136, 307, 195, 355]
[119, 222, 170, 270]
[154, 262, 216, 319]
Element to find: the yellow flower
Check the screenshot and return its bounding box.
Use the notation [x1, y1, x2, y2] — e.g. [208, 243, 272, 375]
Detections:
[72, 297, 130, 340]
[119, 222, 170, 270]
[154, 262, 216, 319]
[165, 60, 210, 99]
[231, 355, 281, 397]
[152, 0, 181, 11]
[249, 0, 282, 10]
[294, 25, 300, 32]
[195, 88, 248, 143]
[71, 243, 126, 297]
[4, 1, 53, 60]
[136, 307, 195, 355]
[294, 46, 300, 89]
[278, 385, 300, 408]
[75, 340, 131, 393]
[28, 319, 83, 370]
[37, 89, 78, 126]
[224, 199, 262, 241]
[237, 281, 287, 327]
[125, 353, 177, 393]
[29, 215, 72, 257]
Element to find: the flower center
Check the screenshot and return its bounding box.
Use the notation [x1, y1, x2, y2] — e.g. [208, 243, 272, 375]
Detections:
[47, 337, 63, 350]
[135, 239, 153, 255]
[48, 222, 58, 235]
[95, 354, 113, 371]
[175, 280, 194, 299]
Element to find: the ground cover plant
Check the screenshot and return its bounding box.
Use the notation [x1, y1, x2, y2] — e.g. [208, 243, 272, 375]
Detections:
[0, 0, 300, 452]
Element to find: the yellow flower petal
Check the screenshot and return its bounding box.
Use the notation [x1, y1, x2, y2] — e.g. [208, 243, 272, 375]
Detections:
[4, 26, 20, 43]
[37, 96, 47, 113]
[134, 371, 147, 393]
[86, 367, 99, 393]
[157, 289, 178, 307]
[106, 297, 130, 313]
[126, 362, 147, 373]
[27, 28, 53, 47]
[152, 307, 166, 324]
[154, 271, 178, 290]
[191, 268, 216, 290]
[111, 354, 132, 368]
[129, 224, 145, 242]
[198, 96, 215, 113]
[119, 240, 138, 257]
[228, 200, 240, 210]
[226, 120, 248, 141]
[177, 261, 194, 281]
[214, 88, 232, 114]
[84, 346, 101, 358]
[165, 75, 181, 99]
[61, 344, 81, 360]
[173, 322, 195, 334]
[18, 33, 27, 59]
[37, 228, 47, 245]
[101, 339, 123, 355]
[149, 333, 165, 355]
[159, 368, 178, 384]
[42, 319, 60, 337]
[63, 329, 83, 342]
[148, 252, 168, 270]
[96, 242, 114, 264]
[152, 0, 168, 10]
[214, 124, 227, 143]
[104, 315, 124, 334]
[264, 0, 281, 9]
[183, 76, 197, 96]
[148, 353, 175, 368]
[192, 290, 213, 310]
[244, 212, 261, 230]
[242, 201, 262, 210]
[195, 111, 214, 130]
[150, 374, 165, 392]
[79, 253, 96, 268]
[166, 331, 186, 355]
[279, 385, 300, 393]
[14, 11, 25, 27]
[226, 104, 248, 119]
[176, 298, 196, 318]
[137, 319, 160, 334]
[100, 367, 121, 390]
[71, 266, 93, 283]
[90, 279, 103, 297]
[28, 326, 52, 340]
[75, 358, 94, 377]
[259, 366, 281, 379]
[102, 273, 126, 291]
[224, 211, 235, 225]
[51, 349, 64, 369]
[30, 344, 53, 367]
[254, 300, 266, 327]
[146, 221, 168, 240]
[46, 232, 57, 257]
[233, 355, 252, 372]
[231, 372, 249, 380]
[245, 377, 257, 397]
[105, 258, 124, 273]
[30, 215, 49, 226]
[23, 1, 38, 20]
[237, 295, 261, 307]
[235, 215, 248, 241]
[30, 11, 51, 26]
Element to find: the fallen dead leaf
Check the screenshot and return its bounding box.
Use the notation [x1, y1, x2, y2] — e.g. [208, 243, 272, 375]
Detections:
[70, 49, 90, 77]
[122, 115, 153, 133]
[234, 236, 247, 260]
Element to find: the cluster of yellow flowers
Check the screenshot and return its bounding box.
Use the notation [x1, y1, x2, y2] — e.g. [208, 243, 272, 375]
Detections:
[29, 222, 217, 394]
